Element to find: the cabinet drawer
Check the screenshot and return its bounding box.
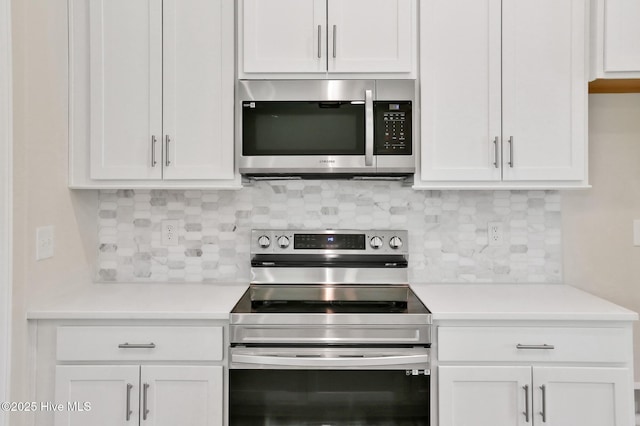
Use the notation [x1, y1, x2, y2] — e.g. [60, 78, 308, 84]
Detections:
[57, 326, 223, 361]
[438, 327, 631, 363]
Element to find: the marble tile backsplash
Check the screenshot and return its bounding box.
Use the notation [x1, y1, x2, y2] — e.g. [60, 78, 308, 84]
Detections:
[97, 181, 562, 283]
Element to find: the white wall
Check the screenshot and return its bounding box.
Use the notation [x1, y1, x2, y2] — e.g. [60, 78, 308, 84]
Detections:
[563, 93, 640, 382]
[11, 0, 97, 423]
[0, 0, 13, 423]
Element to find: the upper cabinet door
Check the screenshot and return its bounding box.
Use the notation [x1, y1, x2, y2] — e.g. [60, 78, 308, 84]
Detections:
[89, 0, 162, 180]
[327, 0, 415, 74]
[241, 0, 326, 74]
[501, 0, 586, 181]
[603, 0, 640, 73]
[420, 0, 502, 182]
[162, 0, 234, 180]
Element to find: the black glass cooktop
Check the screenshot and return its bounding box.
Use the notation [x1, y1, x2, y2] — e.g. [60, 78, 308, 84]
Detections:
[250, 299, 409, 314]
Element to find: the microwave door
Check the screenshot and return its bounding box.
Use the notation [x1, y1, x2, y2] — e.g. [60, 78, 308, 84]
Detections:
[241, 100, 375, 174]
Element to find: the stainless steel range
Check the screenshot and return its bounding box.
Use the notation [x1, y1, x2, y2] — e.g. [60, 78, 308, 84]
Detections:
[229, 229, 431, 426]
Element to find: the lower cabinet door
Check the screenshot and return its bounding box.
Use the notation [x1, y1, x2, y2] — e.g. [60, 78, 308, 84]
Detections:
[55, 365, 140, 426]
[140, 365, 223, 426]
[438, 365, 531, 426]
[533, 366, 634, 426]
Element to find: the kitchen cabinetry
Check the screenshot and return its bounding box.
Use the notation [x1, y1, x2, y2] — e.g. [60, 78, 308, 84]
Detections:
[55, 365, 222, 426]
[440, 366, 630, 426]
[238, 0, 416, 79]
[437, 326, 635, 426]
[418, 0, 588, 188]
[47, 324, 225, 426]
[591, 0, 640, 78]
[68, 0, 239, 188]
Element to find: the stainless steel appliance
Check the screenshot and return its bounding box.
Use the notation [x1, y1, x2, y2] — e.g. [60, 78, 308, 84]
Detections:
[237, 80, 415, 179]
[229, 229, 431, 426]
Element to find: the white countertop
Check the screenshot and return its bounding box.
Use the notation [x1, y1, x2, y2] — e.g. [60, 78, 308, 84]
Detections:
[27, 282, 248, 320]
[27, 282, 637, 322]
[411, 283, 638, 321]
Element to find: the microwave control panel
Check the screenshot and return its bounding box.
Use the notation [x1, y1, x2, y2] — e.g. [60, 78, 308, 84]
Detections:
[374, 101, 412, 155]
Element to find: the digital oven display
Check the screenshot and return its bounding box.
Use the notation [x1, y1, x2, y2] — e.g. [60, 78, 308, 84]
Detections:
[294, 234, 366, 250]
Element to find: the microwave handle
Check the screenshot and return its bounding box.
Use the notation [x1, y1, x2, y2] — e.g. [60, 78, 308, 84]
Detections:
[365, 89, 374, 167]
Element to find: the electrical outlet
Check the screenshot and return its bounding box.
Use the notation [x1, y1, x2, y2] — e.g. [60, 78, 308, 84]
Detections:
[161, 220, 180, 246]
[487, 222, 504, 246]
[36, 226, 54, 260]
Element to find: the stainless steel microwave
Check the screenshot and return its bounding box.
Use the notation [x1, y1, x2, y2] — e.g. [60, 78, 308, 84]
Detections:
[237, 80, 415, 178]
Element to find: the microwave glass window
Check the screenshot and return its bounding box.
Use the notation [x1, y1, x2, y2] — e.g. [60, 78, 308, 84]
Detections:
[243, 102, 365, 156]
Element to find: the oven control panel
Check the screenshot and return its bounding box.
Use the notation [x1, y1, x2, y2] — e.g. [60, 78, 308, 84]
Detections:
[251, 229, 408, 254]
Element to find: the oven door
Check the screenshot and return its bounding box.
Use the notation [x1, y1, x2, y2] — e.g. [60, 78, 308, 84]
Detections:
[229, 347, 430, 426]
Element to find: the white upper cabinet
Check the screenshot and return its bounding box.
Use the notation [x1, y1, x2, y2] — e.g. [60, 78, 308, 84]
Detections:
[418, 0, 588, 188]
[162, 0, 234, 181]
[239, 0, 417, 79]
[242, 0, 327, 74]
[592, 0, 640, 78]
[420, 0, 502, 182]
[70, 0, 238, 188]
[326, 0, 414, 74]
[501, 0, 586, 182]
[89, 0, 163, 180]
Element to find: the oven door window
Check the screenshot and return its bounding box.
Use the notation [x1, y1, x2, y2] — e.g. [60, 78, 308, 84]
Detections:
[230, 370, 430, 426]
[242, 102, 365, 156]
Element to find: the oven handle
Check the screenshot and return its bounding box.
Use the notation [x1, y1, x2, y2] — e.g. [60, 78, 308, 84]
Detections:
[231, 353, 430, 369]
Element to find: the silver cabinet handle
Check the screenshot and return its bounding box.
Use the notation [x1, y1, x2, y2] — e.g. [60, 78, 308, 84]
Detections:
[508, 136, 514, 167]
[364, 89, 374, 167]
[540, 384, 547, 422]
[125, 383, 133, 421]
[143, 383, 150, 420]
[523, 385, 530, 423]
[332, 25, 337, 58]
[151, 136, 157, 167]
[165, 135, 171, 166]
[317, 25, 322, 58]
[118, 343, 156, 349]
[493, 136, 499, 168]
[516, 344, 555, 350]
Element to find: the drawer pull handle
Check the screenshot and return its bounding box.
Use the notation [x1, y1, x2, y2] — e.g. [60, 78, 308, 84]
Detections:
[143, 383, 150, 420]
[118, 342, 156, 349]
[516, 344, 554, 350]
[523, 384, 530, 423]
[540, 384, 547, 422]
[125, 383, 133, 421]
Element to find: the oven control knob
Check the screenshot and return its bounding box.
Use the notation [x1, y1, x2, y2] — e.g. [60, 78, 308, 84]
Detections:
[277, 236, 290, 249]
[257, 235, 271, 249]
[370, 236, 383, 249]
[389, 236, 403, 250]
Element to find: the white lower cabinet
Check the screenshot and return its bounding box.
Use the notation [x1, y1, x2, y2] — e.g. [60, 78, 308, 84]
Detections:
[50, 324, 225, 426]
[437, 325, 635, 426]
[54, 365, 222, 426]
[439, 365, 631, 426]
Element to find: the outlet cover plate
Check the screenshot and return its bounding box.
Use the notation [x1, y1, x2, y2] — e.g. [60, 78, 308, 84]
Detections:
[162, 220, 179, 246]
[36, 226, 54, 260]
[488, 222, 504, 246]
